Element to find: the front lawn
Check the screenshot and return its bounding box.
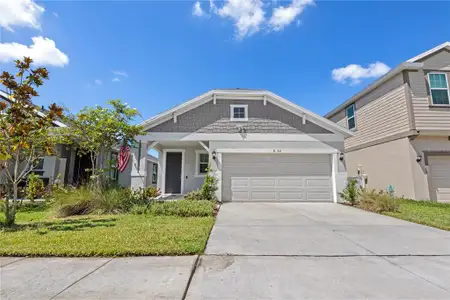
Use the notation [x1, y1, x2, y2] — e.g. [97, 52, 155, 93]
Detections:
[383, 199, 450, 231]
[0, 203, 215, 256]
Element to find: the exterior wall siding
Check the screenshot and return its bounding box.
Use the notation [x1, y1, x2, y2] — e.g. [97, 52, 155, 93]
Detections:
[406, 49, 450, 131]
[150, 99, 331, 134]
[346, 137, 415, 198]
[340, 85, 410, 150]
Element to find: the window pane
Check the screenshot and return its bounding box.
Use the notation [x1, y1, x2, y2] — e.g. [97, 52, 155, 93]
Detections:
[346, 104, 354, 118]
[199, 163, 208, 174]
[233, 107, 246, 119]
[431, 90, 450, 105]
[199, 153, 208, 163]
[347, 117, 355, 130]
[429, 74, 448, 89]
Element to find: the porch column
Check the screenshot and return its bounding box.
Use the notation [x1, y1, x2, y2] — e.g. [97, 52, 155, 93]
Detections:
[130, 141, 149, 190]
[156, 149, 163, 192]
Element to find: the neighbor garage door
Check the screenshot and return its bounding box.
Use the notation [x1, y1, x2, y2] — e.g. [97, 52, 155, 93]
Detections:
[222, 153, 332, 202]
[429, 156, 450, 202]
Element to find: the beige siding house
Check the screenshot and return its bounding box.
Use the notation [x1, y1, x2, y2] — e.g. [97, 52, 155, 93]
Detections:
[326, 42, 450, 202]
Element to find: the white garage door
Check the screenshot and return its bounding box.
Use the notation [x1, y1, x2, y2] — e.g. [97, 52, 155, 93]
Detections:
[222, 153, 332, 202]
[429, 156, 450, 202]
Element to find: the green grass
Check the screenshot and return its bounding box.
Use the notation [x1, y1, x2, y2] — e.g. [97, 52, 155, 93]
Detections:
[384, 199, 450, 231]
[0, 204, 215, 257]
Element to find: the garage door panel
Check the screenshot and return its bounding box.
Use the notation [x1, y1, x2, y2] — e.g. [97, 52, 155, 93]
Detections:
[223, 154, 333, 202]
[429, 156, 450, 202]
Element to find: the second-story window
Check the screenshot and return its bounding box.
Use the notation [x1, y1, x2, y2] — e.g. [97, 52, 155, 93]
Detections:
[230, 105, 248, 121]
[428, 73, 450, 105]
[346, 104, 356, 130]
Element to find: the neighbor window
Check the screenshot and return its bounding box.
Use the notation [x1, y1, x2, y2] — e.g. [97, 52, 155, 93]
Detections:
[152, 164, 158, 184]
[428, 73, 450, 105]
[230, 105, 248, 121]
[346, 104, 356, 130]
[34, 158, 45, 170]
[196, 151, 209, 176]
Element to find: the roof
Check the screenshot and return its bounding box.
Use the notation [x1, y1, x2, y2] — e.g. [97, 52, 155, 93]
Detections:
[0, 90, 67, 127]
[325, 41, 450, 119]
[140, 89, 354, 137]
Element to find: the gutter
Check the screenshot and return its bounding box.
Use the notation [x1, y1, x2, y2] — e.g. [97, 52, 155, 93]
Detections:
[324, 62, 424, 119]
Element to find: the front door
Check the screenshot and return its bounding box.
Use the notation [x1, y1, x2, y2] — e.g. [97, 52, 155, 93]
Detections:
[165, 152, 182, 194]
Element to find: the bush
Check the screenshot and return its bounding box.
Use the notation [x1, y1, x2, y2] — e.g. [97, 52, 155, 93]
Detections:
[148, 200, 215, 217]
[358, 189, 399, 213]
[53, 187, 94, 217]
[340, 179, 359, 206]
[201, 169, 218, 201]
[130, 203, 148, 215]
[26, 173, 45, 201]
[184, 189, 204, 201]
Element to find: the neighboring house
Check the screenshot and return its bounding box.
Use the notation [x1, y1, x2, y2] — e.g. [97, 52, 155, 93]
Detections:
[130, 89, 353, 202]
[325, 42, 450, 202]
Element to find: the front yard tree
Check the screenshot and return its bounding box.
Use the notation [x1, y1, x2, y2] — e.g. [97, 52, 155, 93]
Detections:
[65, 100, 143, 190]
[0, 57, 64, 226]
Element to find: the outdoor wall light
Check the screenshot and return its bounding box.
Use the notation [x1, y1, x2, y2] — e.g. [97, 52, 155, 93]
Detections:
[416, 153, 422, 162]
[339, 152, 344, 161]
[212, 151, 217, 160]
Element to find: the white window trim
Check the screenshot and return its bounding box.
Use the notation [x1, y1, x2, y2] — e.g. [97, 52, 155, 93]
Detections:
[346, 103, 356, 130]
[428, 72, 450, 106]
[195, 150, 208, 178]
[230, 104, 248, 121]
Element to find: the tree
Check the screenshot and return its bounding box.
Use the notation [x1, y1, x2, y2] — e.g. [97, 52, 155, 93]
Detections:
[0, 57, 64, 226]
[64, 100, 144, 190]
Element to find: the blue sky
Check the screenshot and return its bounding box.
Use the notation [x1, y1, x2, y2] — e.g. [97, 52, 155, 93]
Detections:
[1, 0, 450, 123]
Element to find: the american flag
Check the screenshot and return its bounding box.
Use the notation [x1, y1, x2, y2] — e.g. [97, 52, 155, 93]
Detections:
[116, 146, 131, 172]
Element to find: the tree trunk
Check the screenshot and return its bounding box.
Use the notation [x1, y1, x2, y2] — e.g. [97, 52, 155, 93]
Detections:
[4, 183, 18, 226]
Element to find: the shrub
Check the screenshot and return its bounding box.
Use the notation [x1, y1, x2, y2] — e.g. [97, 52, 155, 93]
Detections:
[26, 173, 45, 201]
[53, 187, 95, 217]
[358, 189, 399, 213]
[129, 186, 161, 202]
[340, 179, 359, 206]
[130, 203, 148, 215]
[200, 168, 218, 201]
[148, 200, 215, 217]
[93, 188, 135, 214]
[184, 189, 204, 201]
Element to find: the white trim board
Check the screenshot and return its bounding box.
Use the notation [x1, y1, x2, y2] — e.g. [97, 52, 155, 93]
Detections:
[407, 41, 450, 63]
[139, 89, 355, 137]
[161, 149, 185, 195]
[215, 148, 338, 154]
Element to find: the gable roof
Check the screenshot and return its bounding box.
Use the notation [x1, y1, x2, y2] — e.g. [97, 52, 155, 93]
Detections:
[325, 41, 450, 119]
[407, 41, 450, 63]
[0, 90, 67, 128]
[140, 89, 354, 137]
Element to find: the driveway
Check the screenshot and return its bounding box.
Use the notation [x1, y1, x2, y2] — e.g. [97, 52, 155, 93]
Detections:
[186, 203, 450, 299]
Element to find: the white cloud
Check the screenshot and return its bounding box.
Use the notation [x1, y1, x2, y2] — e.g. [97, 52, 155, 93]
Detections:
[332, 62, 391, 84]
[217, 0, 265, 39]
[209, 0, 217, 14]
[192, 1, 204, 17]
[112, 77, 120, 82]
[0, 0, 45, 31]
[94, 79, 102, 85]
[269, 0, 314, 31]
[112, 70, 128, 77]
[53, 12, 59, 18]
[0, 36, 69, 67]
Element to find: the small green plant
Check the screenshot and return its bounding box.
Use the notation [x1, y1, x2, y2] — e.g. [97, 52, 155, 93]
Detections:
[358, 189, 399, 213]
[340, 179, 359, 206]
[26, 173, 45, 201]
[143, 186, 161, 200]
[130, 203, 148, 215]
[148, 200, 215, 217]
[200, 167, 218, 201]
[184, 189, 204, 201]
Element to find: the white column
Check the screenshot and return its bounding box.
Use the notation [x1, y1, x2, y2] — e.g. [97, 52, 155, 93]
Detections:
[331, 152, 338, 203]
[130, 141, 148, 190]
[156, 149, 163, 192]
[210, 151, 222, 202]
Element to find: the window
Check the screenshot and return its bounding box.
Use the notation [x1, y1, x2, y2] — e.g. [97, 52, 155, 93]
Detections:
[230, 105, 248, 121]
[34, 158, 45, 170]
[152, 164, 158, 184]
[346, 104, 356, 130]
[195, 150, 209, 176]
[428, 73, 450, 105]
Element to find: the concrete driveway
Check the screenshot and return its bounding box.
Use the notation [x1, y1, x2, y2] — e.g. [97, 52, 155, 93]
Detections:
[186, 203, 450, 299]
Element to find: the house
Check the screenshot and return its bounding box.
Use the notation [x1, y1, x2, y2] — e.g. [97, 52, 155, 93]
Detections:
[325, 42, 450, 202]
[130, 89, 353, 202]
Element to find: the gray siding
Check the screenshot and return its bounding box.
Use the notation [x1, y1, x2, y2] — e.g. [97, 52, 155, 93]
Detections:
[406, 49, 450, 131]
[150, 99, 331, 134]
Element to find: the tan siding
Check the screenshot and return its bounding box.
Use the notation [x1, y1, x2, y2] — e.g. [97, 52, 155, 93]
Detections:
[346, 137, 415, 198]
[338, 85, 409, 149]
[412, 97, 450, 130]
